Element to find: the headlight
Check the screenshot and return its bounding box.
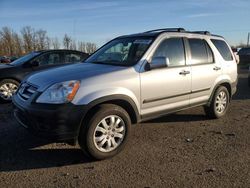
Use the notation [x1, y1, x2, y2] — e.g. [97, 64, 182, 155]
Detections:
[36, 80, 80, 104]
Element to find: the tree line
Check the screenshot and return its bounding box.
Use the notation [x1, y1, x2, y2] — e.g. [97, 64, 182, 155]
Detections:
[0, 26, 97, 57]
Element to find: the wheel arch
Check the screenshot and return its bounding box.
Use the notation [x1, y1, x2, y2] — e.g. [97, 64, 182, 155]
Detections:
[208, 81, 232, 105]
[0, 77, 21, 84]
[81, 95, 140, 126]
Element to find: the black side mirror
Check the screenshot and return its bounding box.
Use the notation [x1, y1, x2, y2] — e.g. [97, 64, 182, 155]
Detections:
[146, 56, 169, 70]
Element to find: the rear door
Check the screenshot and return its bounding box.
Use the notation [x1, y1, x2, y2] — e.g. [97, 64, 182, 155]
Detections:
[187, 38, 222, 105]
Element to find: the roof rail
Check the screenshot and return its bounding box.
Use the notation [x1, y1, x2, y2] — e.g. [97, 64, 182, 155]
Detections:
[144, 28, 186, 33]
[192, 31, 211, 35]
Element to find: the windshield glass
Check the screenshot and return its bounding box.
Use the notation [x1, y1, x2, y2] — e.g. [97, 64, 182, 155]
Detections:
[10, 52, 40, 66]
[86, 37, 153, 66]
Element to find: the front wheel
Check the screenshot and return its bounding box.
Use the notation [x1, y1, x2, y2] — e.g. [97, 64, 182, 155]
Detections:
[78, 104, 131, 160]
[204, 86, 230, 119]
[0, 79, 19, 103]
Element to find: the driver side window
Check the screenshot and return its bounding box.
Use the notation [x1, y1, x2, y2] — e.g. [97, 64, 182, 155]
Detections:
[152, 38, 186, 67]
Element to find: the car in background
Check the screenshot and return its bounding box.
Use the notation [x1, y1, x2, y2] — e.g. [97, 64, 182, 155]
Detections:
[0, 49, 89, 102]
[10, 56, 18, 62]
[238, 47, 250, 67]
[0, 56, 11, 64]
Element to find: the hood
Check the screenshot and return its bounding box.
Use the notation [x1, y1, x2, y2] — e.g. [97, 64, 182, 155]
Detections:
[26, 63, 127, 91]
[0, 63, 12, 69]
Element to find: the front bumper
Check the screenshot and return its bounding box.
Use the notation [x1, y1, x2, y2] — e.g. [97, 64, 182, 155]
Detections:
[12, 93, 87, 141]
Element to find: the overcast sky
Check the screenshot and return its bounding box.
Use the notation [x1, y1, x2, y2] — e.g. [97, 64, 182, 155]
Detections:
[0, 0, 249, 46]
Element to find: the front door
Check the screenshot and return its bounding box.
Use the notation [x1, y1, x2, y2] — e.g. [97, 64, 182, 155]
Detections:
[140, 37, 191, 118]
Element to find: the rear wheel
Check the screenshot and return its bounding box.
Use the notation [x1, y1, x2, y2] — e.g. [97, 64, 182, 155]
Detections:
[0, 79, 19, 103]
[78, 104, 131, 160]
[204, 86, 230, 119]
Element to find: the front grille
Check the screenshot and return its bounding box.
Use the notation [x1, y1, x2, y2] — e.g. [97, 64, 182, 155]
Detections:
[18, 83, 37, 101]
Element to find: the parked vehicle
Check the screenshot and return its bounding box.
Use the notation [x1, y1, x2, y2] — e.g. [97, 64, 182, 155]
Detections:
[10, 56, 18, 62]
[0, 56, 11, 64]
[0, 50, 88, 102]
[238, 47, 250, 67]
[13, 28, 238, 160]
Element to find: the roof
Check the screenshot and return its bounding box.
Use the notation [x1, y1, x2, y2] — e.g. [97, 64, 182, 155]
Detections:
[118, 28, 223, 39]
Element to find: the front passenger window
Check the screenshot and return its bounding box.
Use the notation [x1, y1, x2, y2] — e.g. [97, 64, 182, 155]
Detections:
[152, 38, 186, 67]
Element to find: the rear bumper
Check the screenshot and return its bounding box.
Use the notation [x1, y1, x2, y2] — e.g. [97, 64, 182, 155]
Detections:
[12, 94, 87, 141]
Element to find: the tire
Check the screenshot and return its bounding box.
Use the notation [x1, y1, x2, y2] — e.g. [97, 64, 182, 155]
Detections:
[204, 86, 230, 119]
[78, 104, 131, 160]
[0, 79, 19, 103]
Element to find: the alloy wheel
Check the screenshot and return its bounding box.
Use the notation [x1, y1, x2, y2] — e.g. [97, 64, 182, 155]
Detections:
[93, 115, 126, 153]
[215, 91, 227, 113]
[0, 83, 18, 101]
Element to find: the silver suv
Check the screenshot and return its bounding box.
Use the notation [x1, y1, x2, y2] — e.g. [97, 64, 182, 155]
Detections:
[13, 28, 237, 160]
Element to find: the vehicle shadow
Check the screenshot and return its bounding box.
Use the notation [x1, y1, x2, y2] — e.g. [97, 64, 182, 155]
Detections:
[0, 121, 93, 172]
[144, 112, 208, 124]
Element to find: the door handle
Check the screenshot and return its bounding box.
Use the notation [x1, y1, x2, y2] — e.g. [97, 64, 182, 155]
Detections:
[213, 66, 221, 71]
[179, 70, 190, 75]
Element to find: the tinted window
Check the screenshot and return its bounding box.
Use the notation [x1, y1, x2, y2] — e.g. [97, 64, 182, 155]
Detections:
[211, 39, 233, 61]
[238, 48, 250, 55]
[189, 39, 214, 65]
[10, 52, 40, 66]
[153, 38, 185, 67]
[35, 52, 61, 65]
[65, 53, 82, 63]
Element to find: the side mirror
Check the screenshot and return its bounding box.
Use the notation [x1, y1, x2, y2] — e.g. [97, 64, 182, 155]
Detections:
[30, 60, 39, 67]
[147, 56, 169, 70]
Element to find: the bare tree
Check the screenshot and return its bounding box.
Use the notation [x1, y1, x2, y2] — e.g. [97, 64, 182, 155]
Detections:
[13, 32, 23, 56]
[36, 29, 47, 50]
[0, 27, 15, 56]
[86, 42, 97, 54]
[69, 39, 77, 50]
[63, 34, 72, 49]
[51, 37, 60, 49]
[21, 26, 36, 53]
[78, 41, 86, 52]
[0, 26, 98, 57]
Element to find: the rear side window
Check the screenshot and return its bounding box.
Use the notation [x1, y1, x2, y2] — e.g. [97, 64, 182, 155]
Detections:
[188, 39, 214, 65]
[211, 39, 233, 61]
[153, 38, 185, 67]
[65, 53, 82, 63]
[35, 52, 62, 65]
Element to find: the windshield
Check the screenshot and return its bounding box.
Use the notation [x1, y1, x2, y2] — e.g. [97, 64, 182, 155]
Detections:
[85, 37, 154, 66]
[10, 52, 40, 66]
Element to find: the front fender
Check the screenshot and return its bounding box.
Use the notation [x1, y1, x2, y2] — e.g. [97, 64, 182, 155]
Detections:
[72, 87, 140, 112]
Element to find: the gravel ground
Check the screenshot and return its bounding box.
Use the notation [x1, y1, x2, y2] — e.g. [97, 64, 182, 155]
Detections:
[0, 72, 249, 188]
